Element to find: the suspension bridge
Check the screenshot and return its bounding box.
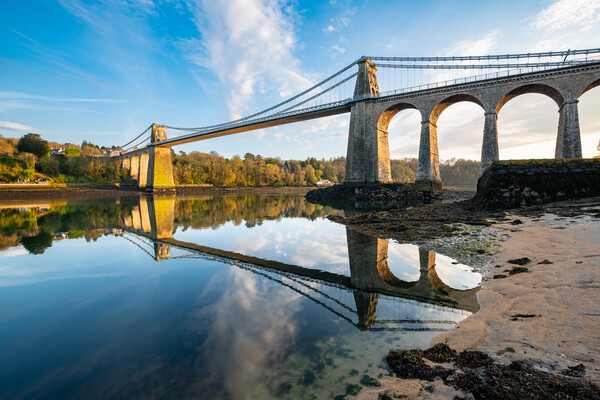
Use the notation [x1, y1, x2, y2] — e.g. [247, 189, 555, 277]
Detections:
[117, 195, 478, 331]
[115, 48, 600, 191]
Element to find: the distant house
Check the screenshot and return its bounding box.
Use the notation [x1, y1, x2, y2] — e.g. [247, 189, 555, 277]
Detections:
[104, 149, 122, 157]
[316, 179, 334, 187]
[50, 147, 64, 155]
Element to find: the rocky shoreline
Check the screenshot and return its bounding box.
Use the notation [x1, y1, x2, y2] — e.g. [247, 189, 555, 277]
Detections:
[324, 194, 600, 399]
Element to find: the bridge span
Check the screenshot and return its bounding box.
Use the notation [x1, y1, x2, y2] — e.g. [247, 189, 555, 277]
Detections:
[117, 195, 480, 331]
[115, 48, 600, 192]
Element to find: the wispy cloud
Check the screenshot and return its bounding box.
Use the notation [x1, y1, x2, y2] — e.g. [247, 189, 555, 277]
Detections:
[182, 0, 312, 119]
[527, 0, 600, 51]
[0, 121, 35, 132]
[0, 91, 117, 103]
[322, 17, 351, 33]
[530, 0, 600, 31]
[444, 30, 499, 55]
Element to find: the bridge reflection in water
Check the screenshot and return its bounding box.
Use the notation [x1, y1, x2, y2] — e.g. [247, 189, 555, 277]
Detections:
[121, 195, 479, 331]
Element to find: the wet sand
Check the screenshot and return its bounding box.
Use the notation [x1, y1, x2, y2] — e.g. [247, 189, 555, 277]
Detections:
[355, 204, 600, 399]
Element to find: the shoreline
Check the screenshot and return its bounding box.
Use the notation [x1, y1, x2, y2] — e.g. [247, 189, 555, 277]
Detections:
[347, 198, 600, 399]
[0, 184, 313, 201]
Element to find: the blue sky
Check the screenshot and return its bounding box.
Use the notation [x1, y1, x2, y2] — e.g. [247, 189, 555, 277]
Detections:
[1, 0, 599, 160]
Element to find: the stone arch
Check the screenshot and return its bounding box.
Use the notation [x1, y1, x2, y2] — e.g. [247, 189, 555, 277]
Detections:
[138, 152, 149, 189]
[377, 260, 419, 290]
[579, 77, 600, 98]
[430, 94, 484, 125]
[377, 102, 420, 133]
[122, 157, 131, 173]
[131, 155, 140, 180]
[496, 83, 564, 114]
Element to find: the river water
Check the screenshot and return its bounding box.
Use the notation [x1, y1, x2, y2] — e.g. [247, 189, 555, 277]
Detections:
[0, 194, 481, 400]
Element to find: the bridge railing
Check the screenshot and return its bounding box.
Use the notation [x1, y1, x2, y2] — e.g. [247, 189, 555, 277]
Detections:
[374, 54, 600, 98]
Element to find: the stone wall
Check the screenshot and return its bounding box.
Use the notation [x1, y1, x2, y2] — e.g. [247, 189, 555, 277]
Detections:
[473, 159, 600, 209]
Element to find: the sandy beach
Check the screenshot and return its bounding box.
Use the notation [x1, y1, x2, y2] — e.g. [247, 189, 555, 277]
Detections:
[354, 202, 600, 399]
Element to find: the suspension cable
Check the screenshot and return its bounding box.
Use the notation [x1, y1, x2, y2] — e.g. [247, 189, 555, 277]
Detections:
[164, 59, 359, 131]
[117, 125, 152, 150]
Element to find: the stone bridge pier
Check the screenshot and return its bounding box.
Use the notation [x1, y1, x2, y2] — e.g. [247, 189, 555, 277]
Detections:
[346, 227, 480, 314]
[345, 60, 600, 191]
[122, 195, 176, 261]
[118, 124, 175, 192]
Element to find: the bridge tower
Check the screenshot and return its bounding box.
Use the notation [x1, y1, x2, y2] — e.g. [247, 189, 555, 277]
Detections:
[120, 125, 175, 191]
[146, 124, 175, 191]
[345, 58, 392, 184]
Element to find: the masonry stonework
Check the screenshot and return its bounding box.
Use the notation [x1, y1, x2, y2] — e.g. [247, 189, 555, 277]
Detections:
[358, 62, 600, 188]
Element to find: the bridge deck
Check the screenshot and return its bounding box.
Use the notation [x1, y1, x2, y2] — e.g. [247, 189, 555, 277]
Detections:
[152, 103, 351, 148]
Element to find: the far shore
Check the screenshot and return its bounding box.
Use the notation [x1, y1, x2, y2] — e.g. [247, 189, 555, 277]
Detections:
[0, 183, 314, 201]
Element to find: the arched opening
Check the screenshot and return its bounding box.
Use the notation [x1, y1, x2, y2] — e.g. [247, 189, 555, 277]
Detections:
[497, 84, 563, 159]
[431, 94, 484, 189]
[379, 102, 421, 183]
[138, 152, 149, 188]
[578, 78, 600, 158]
[131, 155, 140, 180]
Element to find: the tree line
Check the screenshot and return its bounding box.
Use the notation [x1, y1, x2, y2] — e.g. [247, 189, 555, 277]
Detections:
[0, 133, 130, 183]
[0, 132, 481, 186]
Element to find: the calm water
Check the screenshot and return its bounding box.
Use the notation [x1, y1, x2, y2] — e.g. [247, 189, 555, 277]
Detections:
[0, 194, 481, 400]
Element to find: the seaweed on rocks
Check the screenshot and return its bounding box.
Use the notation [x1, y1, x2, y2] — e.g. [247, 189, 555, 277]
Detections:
[507, 266, 529, 275]
[454, 350, 494, 369]
[423, 343, 457, 363]
[386, 346, 600, 400]
[507, 257, 531, 265]
[386, 349, 454, 382]
[326, 200, 500, 243]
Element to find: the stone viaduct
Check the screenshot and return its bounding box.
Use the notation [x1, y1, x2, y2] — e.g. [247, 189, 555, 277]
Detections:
[117, 59, 600, 192]
[346, 59, 600, 191]
[121, 195, 479, 321]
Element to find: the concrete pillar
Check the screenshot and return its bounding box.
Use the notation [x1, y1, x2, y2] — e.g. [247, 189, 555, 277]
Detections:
[480, 111, 499, 174]
[415, 119, 442, 192]
[138, 152, 149, 189]
[347, 227, 389, 292]
[132, 206, 142, 231]
[148, 195, 175, 240]
[139, 197, 152, 233]
[154, 243, 171, 261]
[131, 155, 139, 180]
[345, 58, 391, 183]
[353, 291, 379, 330]
[137, 124, 175, 192]
[555, 99, 582, 159]
[146, 147, 175, 191]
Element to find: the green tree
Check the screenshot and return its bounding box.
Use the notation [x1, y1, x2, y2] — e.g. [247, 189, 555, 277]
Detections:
[21, 231, 53, 254]
[17, 133, 50, 158]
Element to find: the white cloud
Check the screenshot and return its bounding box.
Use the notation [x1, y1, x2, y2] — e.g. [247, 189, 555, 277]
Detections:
[330, 44, 346, 55]
[444, 30, 499, 55]
[183, 0, 313, 119]
[530, 0, 600, 31]
[0, 121, 34, 131]
[323, 17, 351, 33]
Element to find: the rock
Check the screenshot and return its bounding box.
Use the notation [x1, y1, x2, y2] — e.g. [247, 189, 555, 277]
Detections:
[507, 257, 531, 265]
[473, 159, 600, 210]
[507, 266, 529, 275]
[423, 343, 458, 363]
[562, 364, 586, 377]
